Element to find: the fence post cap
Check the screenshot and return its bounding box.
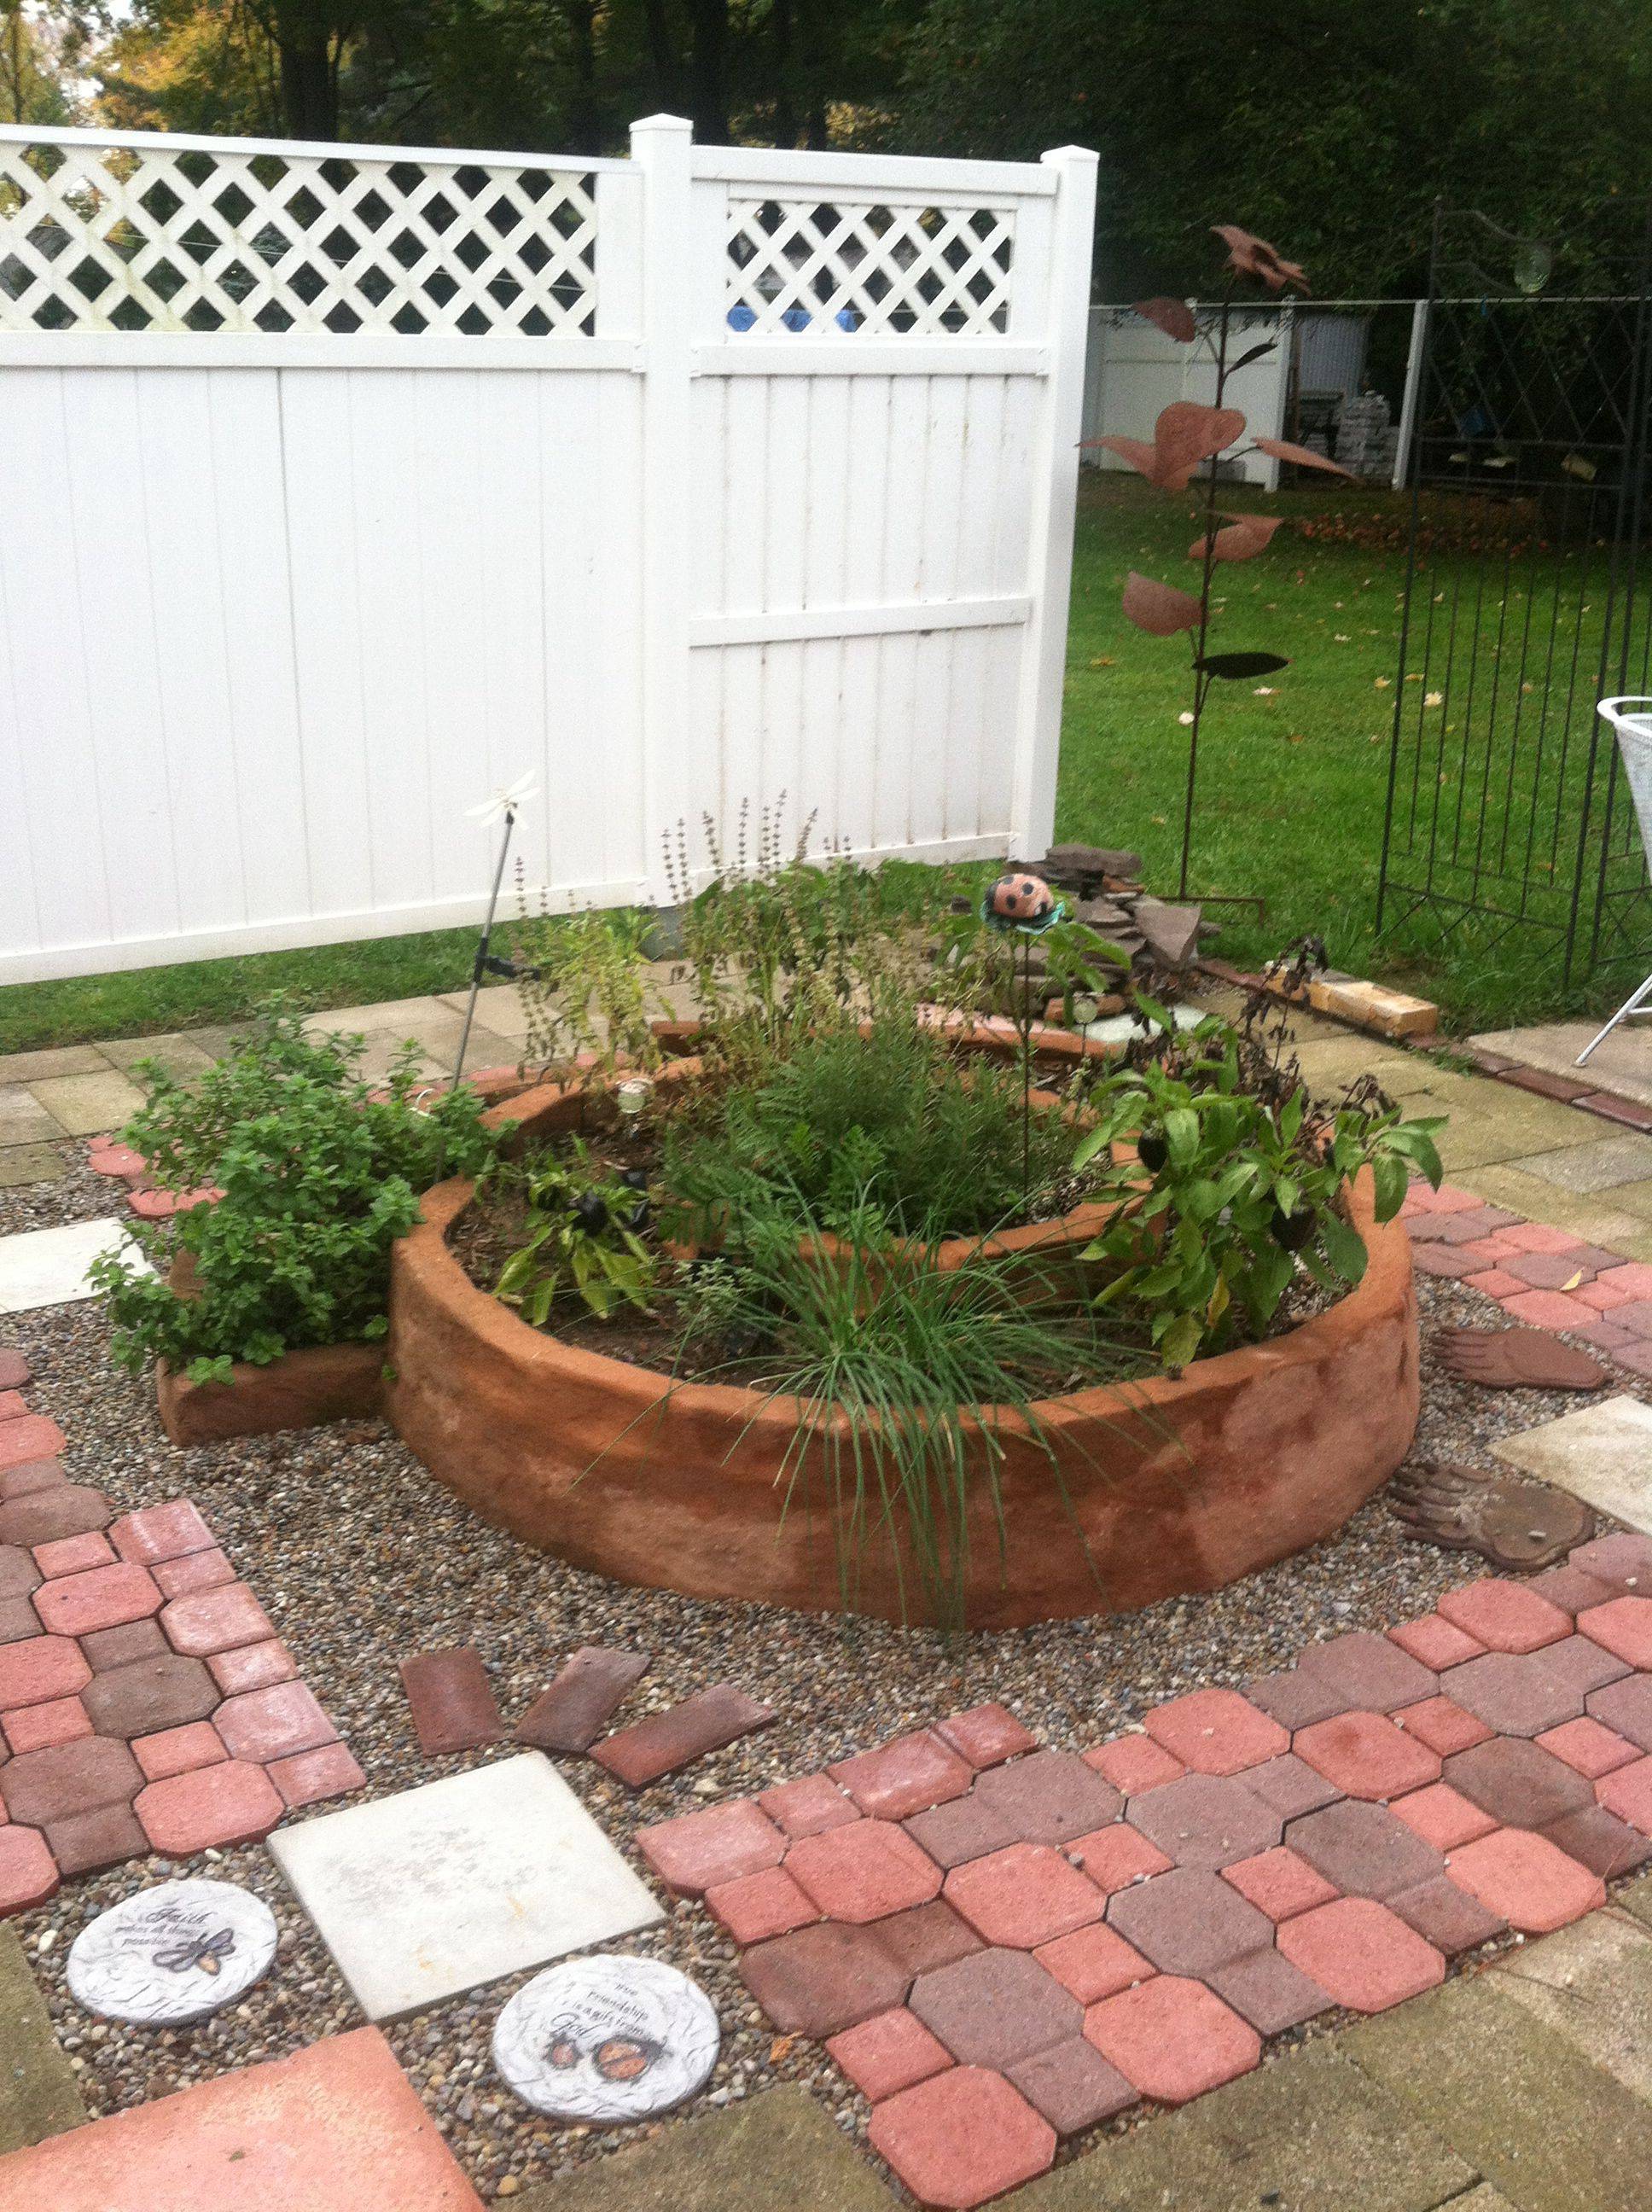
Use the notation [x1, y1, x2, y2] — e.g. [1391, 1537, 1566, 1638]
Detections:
[1040, 144, 1100, 168]
[631, 114, 694, 137]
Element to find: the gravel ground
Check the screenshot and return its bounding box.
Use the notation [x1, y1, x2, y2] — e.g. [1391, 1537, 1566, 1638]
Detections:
[3, 1147, 1649, 2202]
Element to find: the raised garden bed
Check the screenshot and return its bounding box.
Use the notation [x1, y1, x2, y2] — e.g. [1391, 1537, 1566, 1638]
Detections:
[385, 1071, 1420, 1628]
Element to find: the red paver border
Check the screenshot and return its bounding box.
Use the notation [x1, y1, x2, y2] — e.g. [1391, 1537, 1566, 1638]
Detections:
[0, 1354, 361, 1909]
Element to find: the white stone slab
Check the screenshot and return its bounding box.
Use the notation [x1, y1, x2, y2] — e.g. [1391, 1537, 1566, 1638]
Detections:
[268, 1752, 664, 2022]
[67, 1878, 277, 2024]
[493, 1954, 719, 2122]
[1492, 1394, 1652, 1534]
[0, 1216, 151, 1315]
[1082, 1006, 1206, 1045]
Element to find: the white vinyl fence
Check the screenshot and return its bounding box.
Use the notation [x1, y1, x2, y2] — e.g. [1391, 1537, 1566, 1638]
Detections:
[0, 116, 1096, 986]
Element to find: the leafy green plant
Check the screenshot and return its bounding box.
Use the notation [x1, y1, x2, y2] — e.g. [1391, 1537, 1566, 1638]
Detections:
[92, 1010, 497, 1383]
[491, 1139, 657, 1324]
[661, 1017, 1080, 1242]
[1075, 1004, 1444, 1369]
[509, 895, 667, 1082]
[666, 1186, 1148, 1627]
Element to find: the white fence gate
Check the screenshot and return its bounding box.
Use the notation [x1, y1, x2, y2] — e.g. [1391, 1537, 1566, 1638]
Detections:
[0, 116, 1096, 987]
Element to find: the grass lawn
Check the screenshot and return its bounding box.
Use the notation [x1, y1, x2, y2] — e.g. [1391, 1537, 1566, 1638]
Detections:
[0, 472, 1636, 1054]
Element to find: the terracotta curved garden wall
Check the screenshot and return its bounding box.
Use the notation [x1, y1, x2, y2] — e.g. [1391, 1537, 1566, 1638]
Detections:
[384, 1072, 1420, 1628]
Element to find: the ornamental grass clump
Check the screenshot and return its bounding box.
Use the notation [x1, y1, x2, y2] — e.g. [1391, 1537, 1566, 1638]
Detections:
[94, 1010, 497, 1384]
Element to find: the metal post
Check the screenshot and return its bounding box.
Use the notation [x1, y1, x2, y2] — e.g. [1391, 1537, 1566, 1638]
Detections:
[453, 798, 524, 1093]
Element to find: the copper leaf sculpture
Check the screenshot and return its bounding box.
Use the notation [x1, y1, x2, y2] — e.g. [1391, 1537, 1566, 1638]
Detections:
[1085, 224, 1352, 898]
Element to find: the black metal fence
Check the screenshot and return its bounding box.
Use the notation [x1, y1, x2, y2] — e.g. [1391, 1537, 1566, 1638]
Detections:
[1376, 204, 1652, 1000]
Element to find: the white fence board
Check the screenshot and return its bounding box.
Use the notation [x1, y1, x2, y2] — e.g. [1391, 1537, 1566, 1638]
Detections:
[0, 116, 1096, 984]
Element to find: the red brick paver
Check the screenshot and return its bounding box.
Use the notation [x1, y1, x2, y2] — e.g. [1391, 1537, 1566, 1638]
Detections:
[868, 2065, 1056, 2209]
[1276, 1897, 1446, 2013]
[1143, 1687, 1288, 1777]
[1084, 1975, 1260, 2105]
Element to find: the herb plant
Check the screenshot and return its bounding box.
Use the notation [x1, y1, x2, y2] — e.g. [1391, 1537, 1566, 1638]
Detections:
[1075, 1002, 1444, 1368]
[93, 1011, 497, 1384]
[491, 1140, 656, 1324]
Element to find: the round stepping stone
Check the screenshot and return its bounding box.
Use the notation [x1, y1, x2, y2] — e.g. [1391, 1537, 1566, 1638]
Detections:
[67, 1878, 277, 2024]
[492, 1955, 719, 2122]
[1435, 1326, 1608, 1393]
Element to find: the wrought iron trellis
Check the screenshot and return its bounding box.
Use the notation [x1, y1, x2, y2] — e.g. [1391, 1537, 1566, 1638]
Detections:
[1375, 201, 1652, 997]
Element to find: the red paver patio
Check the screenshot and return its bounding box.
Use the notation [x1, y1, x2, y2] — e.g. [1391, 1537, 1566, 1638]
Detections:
[1276, 1897, 1446, 2012]
[1083, 1975, 1260, 2104]
[868, 2065, 1056, 2209]
[0, 2028, 483, 2212]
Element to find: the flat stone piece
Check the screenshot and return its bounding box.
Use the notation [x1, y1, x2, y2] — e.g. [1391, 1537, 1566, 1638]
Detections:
[1243, 1751, 1342, 1820]
[1219, 1845, 1338, 1922]
[1067, 1821, 1171, 1894]
[934, 1703, 1038, 1769]
[1033, 1920, 1155, 2004]
[1579, 1594, 1652, 1668]
[1124, 1773, 1283, 1869]
[0, 2023, 485, 2211]
[1003, 2037, 1476, 2212]
[515, 1647, 649, 1755]
[1143, 1688, 1288, 1776]
[1572, 1528, 1652, 1592]
[1539, 1714, 1642, 1778]
[829, 1729, 974, 1821]
[1389, 1613, 1486, 1668]
[83, 1652, 219, 1739]
[0, 1484, 112, 1548]
[0, 1924, 84, 2153]
[67, 1879, 277, 2024]
[47, 1802, 148, 1877]
[134, 1761, 283, 1856]
[755, 1773, 857, 1839]
[943, 1842, 1103, 1949]
[707, 1865, 816, 1945]
[637, 1799, 784, 1899]
[1083, 1974, 1260, 2106]
[1393, 1695, 1492, 1756]
[0, 1735, 142, 1825]
[1445, 1639, 1629, 1737]
[1438, 1324, 1608, 1391]
[160, 1583, 276, 1657]
[1446, 1829, 1608, 1937]
[1277, 1896, 1445, 2013]
[207, 1639, 296, 1695]
[1494, 1394, 1652, 1534]
[910, 1946, 1080, 2069]
[108, 1499, 214, 1564]
[1294, 1710, 1441, 1801]
[1108, 1866, 1272, 1976]
[826, 2007, 952, 2102]
[399, 1648, 502, 1757]
[0, 1827, 59, 1915]
[1391, 1782, 1497, 1852]
[869, 2065, 1056, 2209]
[0, 1458, 66, 1502]
[0, 1594, 41, 1645]
[1084, 1734, 1185, 1795]
[969, 1751, 1121, 1844]
[79, 1619, 166, 1670]
[870, 1898, 983, 1982]
[1005, 2037, 1136, 2136]
[1390, 1872, 1506, 1956]
[213, 1681, 337, 1764]
[1205, 1945, 1333, 2034]
[1445, 1737, 1594, 1829]
[5, 1694, 90, 1755]
[787, 1819, 942, 1924]
[0, 1350, 28, 1391]
[33, 1561, 160, 1639]
[1288, 1800, 1446, 1901]
[1591, 1674, 1652, 1749]
[0, 1546, 40, 1600]
[904, 1790, 1022, 1870]
[0, 1217, 149, 1316]
[1296, 1631, 1439, 1713]
[0, 1633, 88, 1710]
[270, 1753, 663, 2021]
[592, 1687, 774, 1789]
[1244, 1666, 1354, 1730]
[493, 1954, 718, 2122]
[741, 1920, 909, 2037]
[1438, 1577, 1572, 1654]
[132, 1721, 227, 1783]
[1539, 1802, 1652, 1880]
[1494, 1910, 1652, 2104]
[267, 1743, 365, 1811]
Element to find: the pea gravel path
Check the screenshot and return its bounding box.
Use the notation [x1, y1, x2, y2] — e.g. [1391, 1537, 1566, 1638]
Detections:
[2, 1148, 1648, 2203]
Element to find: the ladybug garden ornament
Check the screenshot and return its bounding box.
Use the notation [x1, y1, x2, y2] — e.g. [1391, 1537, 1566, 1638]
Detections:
[985, 870, 1062, 934]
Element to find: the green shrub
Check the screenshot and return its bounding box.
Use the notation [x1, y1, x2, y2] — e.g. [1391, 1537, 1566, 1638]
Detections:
[661, 1019, 1079, 1241]
[92, 1012, 498, 1383]
[490, 1138, 656, 1324]
[1076, 1003, 1444, 1368]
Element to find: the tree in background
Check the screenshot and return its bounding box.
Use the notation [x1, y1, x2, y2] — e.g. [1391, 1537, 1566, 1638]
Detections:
[3, 0, 99, 120]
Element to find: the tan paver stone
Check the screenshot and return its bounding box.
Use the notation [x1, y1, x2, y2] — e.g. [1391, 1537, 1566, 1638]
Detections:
[96, 1033, 216, 1081]
[435, 986, 536, 1040]
[1507, 1132, 1652, 1193]
[0, 1925, 84, 2153]
[1344, 1973, 1652, 2212]
[1492, 1910, 1652, 2100]
[0, 1091, 66, 1145]
[0, 1047, 110, 1084]
[0, 1147, 67, 1190]
[1452, 1161, 1652, 1249]
[1010, 2037, 1474, 2210]
[511, 2083, 896, 2212]
[1474, 1022, 1652, 1111]
[1492, 1395, 1652, 1534]
[26, 1072, 146, 1139]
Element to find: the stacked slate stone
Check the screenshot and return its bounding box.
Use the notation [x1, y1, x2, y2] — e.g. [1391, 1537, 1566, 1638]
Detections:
[1335, 392, 1401, 480]
[1026, 845, 1205, 975]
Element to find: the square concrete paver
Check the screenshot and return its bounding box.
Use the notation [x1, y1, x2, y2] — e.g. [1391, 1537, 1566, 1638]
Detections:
[25, 1071, 146, 1138]
[0, 2025, 481, 2211]
[0, 1146, 67, 1190]
[268, 1752, 663, 2020]
[0, 1091, 65, 1146]
[1474, 1021, 1652, 1110]
[1507, 1132, 1652, 1193]
[0, 1218, 151, 1315]
[1492, 1395, 1652, 1534]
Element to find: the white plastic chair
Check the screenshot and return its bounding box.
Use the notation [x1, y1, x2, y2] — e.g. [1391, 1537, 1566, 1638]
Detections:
[1577, 696, 1652, 1065]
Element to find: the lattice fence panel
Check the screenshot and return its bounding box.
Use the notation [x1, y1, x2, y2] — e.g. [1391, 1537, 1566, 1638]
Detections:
[0, 137, 598, 335]
[725, 195, 1016, 335]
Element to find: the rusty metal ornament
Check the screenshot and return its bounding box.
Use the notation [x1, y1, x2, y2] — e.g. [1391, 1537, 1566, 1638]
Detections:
[1391, 1459, 1595, 1571]
[985, 870, 1062, 933]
